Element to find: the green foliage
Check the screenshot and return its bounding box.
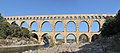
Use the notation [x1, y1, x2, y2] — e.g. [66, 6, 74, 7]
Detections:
[101, 10, 120, 37]
[0, 15, 10, 38]
[0, 14, 31, 39]
[20, 27, 30, 38]
[49, 39, 55, 47]
[0, 14, 6, 22]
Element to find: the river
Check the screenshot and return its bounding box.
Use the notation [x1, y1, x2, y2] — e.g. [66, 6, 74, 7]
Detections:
[0, 44, 49, 53]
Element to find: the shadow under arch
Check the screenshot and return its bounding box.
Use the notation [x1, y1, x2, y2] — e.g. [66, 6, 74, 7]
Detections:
[92, 20, 100, 32]
[66, 21, 76, 32]
[79, 21, 89, 32]
[32, 33, 39, 41]
[41, 21, 52, 32]
[79, 34, 89, 43]
[41, 33, 51, 47]
[91, 34, 99, 42]
[11, 21, 18, 26]
[55, 33, 64, 44]
[30, 21, 39, 32]
[42, 33, 51, 44]
[66, 33, 76, 43]
[55, 21, 64, 32]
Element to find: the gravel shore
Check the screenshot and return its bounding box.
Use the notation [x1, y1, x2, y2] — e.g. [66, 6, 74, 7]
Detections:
[22, 39, 119, 53]
[0, 39, 39, 48]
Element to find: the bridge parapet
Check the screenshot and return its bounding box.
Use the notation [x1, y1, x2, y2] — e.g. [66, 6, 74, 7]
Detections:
[4, 14, 115, 20]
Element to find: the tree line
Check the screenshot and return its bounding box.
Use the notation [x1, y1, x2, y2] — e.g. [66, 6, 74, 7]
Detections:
[0, 14, 32, 39]
[101, 10, 120, 37]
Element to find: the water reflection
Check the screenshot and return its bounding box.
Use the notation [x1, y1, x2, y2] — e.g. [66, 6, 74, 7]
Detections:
[0, 34, 51, 53]
[0, 45, 42, 53]
[44, 43, 49, 48]
[0, 43, 51, 53]
[0, 38, 50, 53]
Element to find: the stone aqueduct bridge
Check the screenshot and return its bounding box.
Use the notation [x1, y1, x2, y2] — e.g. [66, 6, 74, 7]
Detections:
[4, 14, 115, 44]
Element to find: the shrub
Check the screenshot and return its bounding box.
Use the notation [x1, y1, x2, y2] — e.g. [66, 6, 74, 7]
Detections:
[101, 10, 120, 37]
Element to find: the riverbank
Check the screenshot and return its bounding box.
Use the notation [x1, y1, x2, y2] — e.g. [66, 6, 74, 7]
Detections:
[0, 44, 41, 48]
[22, 42, 91, 53]
[22, 34, 120, 53]
[0, 39, 41, 48]
[0, 39, 43, 53]
[22, 41, 105, 53]
[0, 38, 39, 45]
[0, 44, 43, 53]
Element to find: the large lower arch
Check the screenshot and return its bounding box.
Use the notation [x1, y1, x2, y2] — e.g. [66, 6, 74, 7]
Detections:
[30, 21, 39, 32]
[20, 21, 28, 28]
[32, 33, 39, 41]
[79, 34, 89, 43]
[55, 21, 64, 32]
[91, 34, 99, 42]
[42, 21, 52, 32]
[92, 21, 100, 32]
[42, 33, 51, 44]
[67, 33, 76, 43]
[79, 21, 89, 32]
[55, 33, 64, 44]
[66, 21, 76, 32]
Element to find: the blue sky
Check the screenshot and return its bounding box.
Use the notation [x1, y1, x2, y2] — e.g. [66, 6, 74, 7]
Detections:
[0, 0, 120, 16]
[0, 0, 120, 39]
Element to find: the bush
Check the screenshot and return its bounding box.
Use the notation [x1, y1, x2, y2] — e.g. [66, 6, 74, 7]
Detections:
[0, 13, 32, 39]
[101, 10, 120, 37]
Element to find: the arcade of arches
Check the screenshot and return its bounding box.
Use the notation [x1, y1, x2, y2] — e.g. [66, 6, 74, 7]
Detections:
[5, 14, 115, 44]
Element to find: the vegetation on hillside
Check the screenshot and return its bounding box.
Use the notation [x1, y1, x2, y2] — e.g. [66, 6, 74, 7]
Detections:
[0, 14, 32, 39]
[99, 10, 120, 53]
[101, 10, 120, 37]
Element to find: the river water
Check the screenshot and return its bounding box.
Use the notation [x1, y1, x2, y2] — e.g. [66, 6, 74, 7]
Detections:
[0, 37, 50, 53]
[0, 44, 49, 53]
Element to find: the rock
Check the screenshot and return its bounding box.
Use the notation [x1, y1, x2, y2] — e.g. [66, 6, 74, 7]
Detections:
[25, 51, 29, 53]
[16, 41, 21, 45]
[29, 50, 32, 53]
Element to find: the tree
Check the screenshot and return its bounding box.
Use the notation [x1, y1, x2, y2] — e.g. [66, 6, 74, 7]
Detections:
[0, 13, 6, 22]
[0, 14, 11, 38]
[0, 13, 32, 39]
[21, 27, 30, 38]
[101, 10, 120, 37]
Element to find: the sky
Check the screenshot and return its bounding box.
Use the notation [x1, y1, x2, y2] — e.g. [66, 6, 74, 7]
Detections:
[0, 0, 120, 39]
[0, 0, 120, 16]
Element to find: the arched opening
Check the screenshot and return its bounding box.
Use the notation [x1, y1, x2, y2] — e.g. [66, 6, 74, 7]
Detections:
[42, 33, 51, 47]
[66, 21, 76, 32]
[55, 33, 64, 45]
[11, 21, 18, 26]
[67, 34, 76, 43]
[55, 21, 64, 32]
[79, 21, 89, 32]
[31, 21, 39, 32]
[32, 33, 38, 41]
[79, 34, 89, 43]
[21, 21, 28, 28]
[92, 21, 100, 32]
[42, 21, 52, 32]
[91, 34, 99, 42]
